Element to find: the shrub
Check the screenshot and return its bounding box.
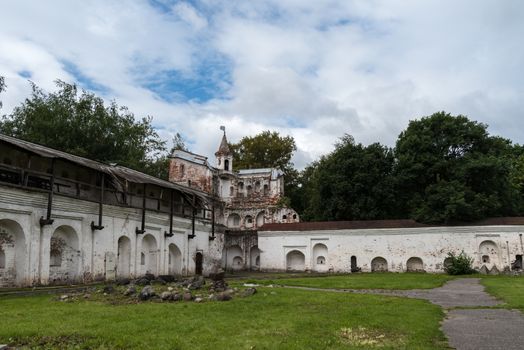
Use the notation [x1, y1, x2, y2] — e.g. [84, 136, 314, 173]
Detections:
[444, 251, 475, 275]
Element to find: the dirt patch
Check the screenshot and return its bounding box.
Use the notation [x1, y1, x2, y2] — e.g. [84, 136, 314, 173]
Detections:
[338, 327, 405, 348]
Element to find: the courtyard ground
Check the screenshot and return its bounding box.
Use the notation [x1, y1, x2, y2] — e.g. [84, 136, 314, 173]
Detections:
[0, 273, 523, 349]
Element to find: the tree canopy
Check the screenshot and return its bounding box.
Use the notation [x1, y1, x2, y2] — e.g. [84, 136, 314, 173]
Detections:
[297, 112, 522, 224]
[299, 135, 397, 221]
[229, 131, 296, 171]
[0, 80, 168, 177]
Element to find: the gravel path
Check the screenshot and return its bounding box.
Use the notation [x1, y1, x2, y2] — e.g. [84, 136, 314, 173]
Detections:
[281, 278, 524, 350]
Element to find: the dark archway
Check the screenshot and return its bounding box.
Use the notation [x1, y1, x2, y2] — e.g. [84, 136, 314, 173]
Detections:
[195, 252, 203, 275]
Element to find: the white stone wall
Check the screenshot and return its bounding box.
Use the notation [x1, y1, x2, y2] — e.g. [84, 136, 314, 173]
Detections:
[258, 226, 524, 273]
[0, 185, 223, 287]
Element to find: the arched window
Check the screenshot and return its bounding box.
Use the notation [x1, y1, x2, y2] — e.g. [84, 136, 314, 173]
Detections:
[224, 159, 229, 171]
[263, 184, 269, 195]
[282, 215, 287, 220]
[255, 181, 261, 192]
[141, 252, 146, 265]
[229, 186, 234, 196]
[247, 185, 252, 195]
[179, 164, 185, 176]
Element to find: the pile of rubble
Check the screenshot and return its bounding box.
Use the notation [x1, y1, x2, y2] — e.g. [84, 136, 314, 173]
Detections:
[56, 272, 257, 304]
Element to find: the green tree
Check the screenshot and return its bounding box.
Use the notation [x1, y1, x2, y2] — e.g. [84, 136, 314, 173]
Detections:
[0, 80, 167, 176]
[394, 111, 519, 223]
[170, 132, 188, 153]
[229, 131, 296, 171]
[301, 135, 397, 221]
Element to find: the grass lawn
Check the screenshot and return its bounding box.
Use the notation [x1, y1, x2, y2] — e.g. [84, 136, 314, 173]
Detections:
[481, 275, 524, 310]
[0, 287, 447, 349]
[246, 273, 455, 290]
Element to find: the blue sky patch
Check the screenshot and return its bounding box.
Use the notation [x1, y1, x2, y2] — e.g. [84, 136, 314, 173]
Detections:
[61, 61, 110, 94]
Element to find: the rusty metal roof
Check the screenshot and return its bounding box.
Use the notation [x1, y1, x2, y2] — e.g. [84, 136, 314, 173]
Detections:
[260, 217, 524, 231]
[0, 133, 211, 205]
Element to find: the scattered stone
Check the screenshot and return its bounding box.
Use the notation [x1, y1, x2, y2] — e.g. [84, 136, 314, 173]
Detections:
[183, 292, 193, 301]
[240, 287, 257, 297]
[139, 286, 156, 301]
[209, 271, 225, 281]
[160, 291, 173, 301]
[243, 283, 259, 287]
[103, 285, 115, 294]
[194, 297, 203, 303]
[124, 285, 137, 296]
[0, 344, 7, 350]
[216, 292, 232, 301]
[167, 287, 174, 292]
[159, 275, 176, 283]
[172, 293, 182, 301]
[144, 273, 155, 281]
[188, 279, 205, 290]
[151, 278, 167, 286]
[60, 294, 69, 301]
[116, 278, 131, 286]
[135, 278, 150, 286]
[83, 294, 91, 299]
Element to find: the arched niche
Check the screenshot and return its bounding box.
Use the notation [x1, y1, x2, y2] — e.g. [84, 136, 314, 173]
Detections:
[141, 234, 158, 276]
[117, 236, 131, 278]
[256, 211, 265, 228]
[312, 243, 328, 271]
[286, 250, 305, 271]
[406, 257, 424, 272]
[168, 243, 182, 275]
[49, 225, 80, 284]
[371, 257, 388, 272]
[250, 246, 261, 270]
[0, 219, 26, 286]
[227, 245, 243, 270]
[227, 213, 241, 228]
[479, 240, 500, 268]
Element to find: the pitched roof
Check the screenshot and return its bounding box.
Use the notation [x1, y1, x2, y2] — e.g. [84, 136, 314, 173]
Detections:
[260, 217, 524, 231]
[215, 133, 231, 156]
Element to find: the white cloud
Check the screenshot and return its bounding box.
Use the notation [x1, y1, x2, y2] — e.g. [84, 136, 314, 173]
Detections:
[1, 0, 523, 170]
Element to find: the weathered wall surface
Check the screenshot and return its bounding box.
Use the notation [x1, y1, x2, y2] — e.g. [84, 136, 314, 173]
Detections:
[258, 227, 524, 273]
[0, 185, 223, 287]
[169, 158, 213, 194]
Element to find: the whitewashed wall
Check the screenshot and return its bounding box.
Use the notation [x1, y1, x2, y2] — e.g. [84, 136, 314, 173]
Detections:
[258, 226, 524, 273]
[0, 185, 223, 287]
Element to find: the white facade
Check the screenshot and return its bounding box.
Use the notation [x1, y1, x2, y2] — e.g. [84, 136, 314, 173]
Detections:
[258, 225, 524, 273]
[0, 187, 223, 288]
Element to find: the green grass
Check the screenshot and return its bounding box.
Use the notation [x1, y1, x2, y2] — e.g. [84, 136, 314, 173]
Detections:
[247, 273, 455, 290]
[481, 275, 524, 310]
[0, 287, 447, 349]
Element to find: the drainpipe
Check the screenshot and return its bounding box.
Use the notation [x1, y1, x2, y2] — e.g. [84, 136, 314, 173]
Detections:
[91, 173, 105, 231]
[136, 184, 146, 235]
[39, 158, 55, 227]
[519, 234, 523, 254]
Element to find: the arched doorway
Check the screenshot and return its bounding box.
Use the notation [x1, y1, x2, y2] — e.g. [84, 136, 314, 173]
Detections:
[406, 257, 424, 272]
[195, 252, 203, 275]
[0, 219, 26, 287]
[286, 250, 305, 271]
[371, 257, 388, 272]
[117, 236, 131, 278]
[168, 243, 182, 275]
[141, 234, 158, 275]
[49, 225, 80, 284]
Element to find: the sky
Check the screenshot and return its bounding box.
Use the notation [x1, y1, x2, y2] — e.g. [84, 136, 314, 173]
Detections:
[1, 0, 523, 169]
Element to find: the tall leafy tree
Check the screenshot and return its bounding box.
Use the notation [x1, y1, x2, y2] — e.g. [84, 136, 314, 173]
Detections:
[0, 80, 167, 176]
[301, 135, 397, 221]
[394, 111, 519, 223]
[229, 131, 296, 171]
